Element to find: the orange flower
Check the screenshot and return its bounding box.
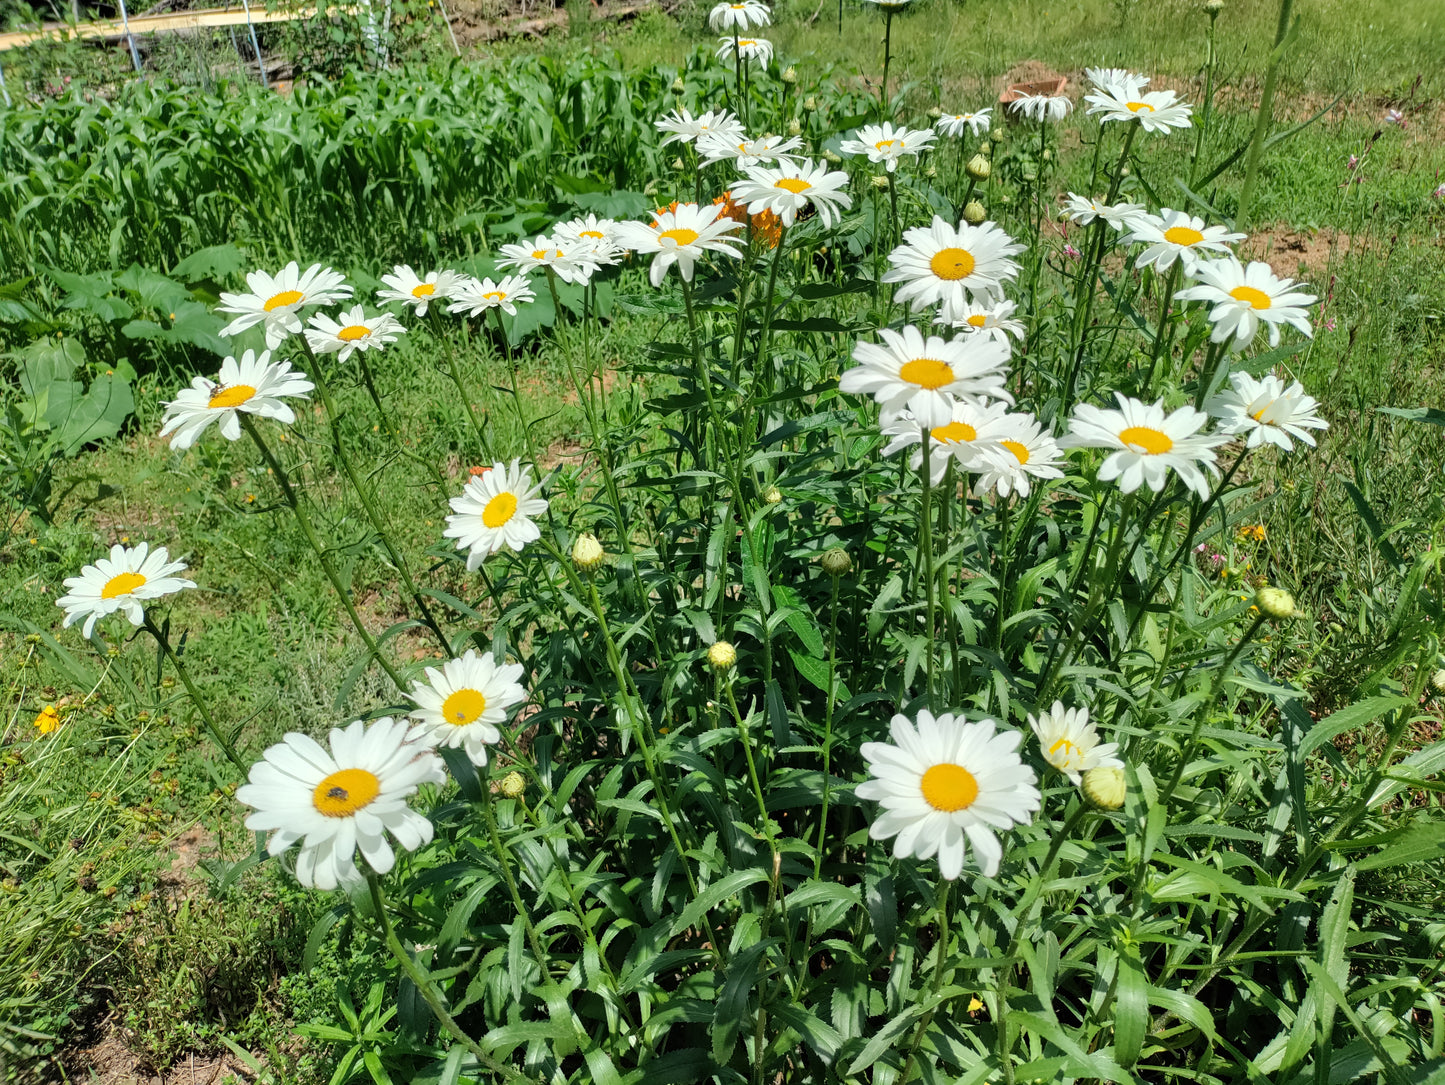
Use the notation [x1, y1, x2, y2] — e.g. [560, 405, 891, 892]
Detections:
[651, 200, 683, 225]
[712, 192, 782, 249]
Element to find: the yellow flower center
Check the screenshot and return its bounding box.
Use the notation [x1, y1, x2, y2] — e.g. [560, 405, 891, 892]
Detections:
[1229, 285, 1274, 310]
[920, 762, 980, 812]
[482, 492, 518, 528]
[580, 230, 605, 238]
[932, 420, 977, 443]
[899, 358, 956, 390]
[739, 38, 756, 46]
[1163, 226, 1204, 246]
[531, 249, 547, 259]
[208, 384, 257, 409]
[312, 767, 381, 818]
[441, 687, 488, 726]
[1126, 101, 1155, 113]
[411, 283, 436, 297]
[483, 291, 507, 302]
[1250, 403, 1275, 422]
[874, 138, 897, 151]
[263, 289, 304, 311]
[337, 325, 371, 342]
[966, 314, 987, 327]
[1118, 426, 1174, 455]
[774, 177, 812, 194]
[1002, 438, 1030, 464]
[659, 227, 701, 246]
[101, 571, 147, 599]
[929, 247, 976, 280]
[1048, 737, 1083, 764]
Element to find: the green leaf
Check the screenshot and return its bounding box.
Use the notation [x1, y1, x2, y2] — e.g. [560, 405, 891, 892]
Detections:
[1112, 950, 1149, 1068]
[1299, 696, 1411, 758]
[1354, 821, 1445, 871]
[669, 868, 770, 938]
[711, 939, 776, 1064]
[844, 1005, 922, 1075]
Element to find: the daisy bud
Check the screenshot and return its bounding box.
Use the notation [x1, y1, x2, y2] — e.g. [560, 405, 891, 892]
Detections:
[708, 641, 738, 671]
[870, 174, 891, 189]
[963, 200, 987, 225]
[672, 157, 686, 170]
[671, 76, 686, 92]
[763, 486, 783, 505]
[572, 532, 605, 572]
[499, 771, 526, 798]
[965, 153, 991, 180]
[1082, 765, 1126, 810]
[820, 547, 852, 578]
[990, 127, 1007, 145]
[927, 106, 943, 118]
[924, 164, 938, 178]
[1204, 0, 1223, 13]
[782, 66, 797, 84]
[803, 96, 817, 111]
[1042, 149, 1052, 162]
[822, 149, 842, 163]
[1021, 166, 1038, 183]
[787, 118, 802, 137]
[1255, 586, 1297, 621]
[1429, 669, 1445, 695]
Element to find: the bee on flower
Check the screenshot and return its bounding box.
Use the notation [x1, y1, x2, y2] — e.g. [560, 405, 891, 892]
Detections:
[159, 349, 313, 450]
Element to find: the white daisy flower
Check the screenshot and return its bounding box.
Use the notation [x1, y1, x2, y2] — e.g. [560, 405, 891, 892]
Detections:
[376, 265, 465, 317]
[1062, 192, 1150, 232]
[236, 718, 445, 891]
[1126, 209, 1245, 273]
[839, 122, 937, 173]
[856, 710, 1040, 880]
[938, 298, 1026, 350]
[1085, 87, 1193, 134]
[447, 275, 537, 318]
[1028, 701, 1122, 786]
[884, 216, 1025, 320]
[159, 348, 313, 450]
[1084, 67, 1149, 100]
[972, 412, 1065, 498]
[405, 649, 528, 767]
[935, 109, 991, 138]
[731, 158, 853, 227]
[860, 0, 914, 7]
[1205, 372, 1328, 451]
[880, 399, 1012, 485]
[443, 459, 549, 570]
[655, 107, 747, 148]
[554, 214, 626, 265]
[1008, 94, 1073, 123]
[612, 202, 744, 287]
[304, 305, 406, 362]
[696, 131, 804, 171]
[496, 236, 599, 286]
[217, 263, 353, 350]
[709, 0, 770, 30]
[1062, 393, 1227, 499]
[840, 325, 1013, 430]
[56, 542, 195, 639]
[716, 35, 774, 67]
[1174, 256, 1317, 350]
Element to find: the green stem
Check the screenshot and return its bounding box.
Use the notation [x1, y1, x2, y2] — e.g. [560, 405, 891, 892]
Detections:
[897, 879, 952, 1083]
[1236, 0, 1295, 229]
[919, 430, 937, 707]
[879, 9, 893, 121]
[354, 342, 449, 495]
[1142, 261, 1183, 398]
[142, 613, 247, 775]
[477, 777, 554, 984]
[812, 575, 842, 879]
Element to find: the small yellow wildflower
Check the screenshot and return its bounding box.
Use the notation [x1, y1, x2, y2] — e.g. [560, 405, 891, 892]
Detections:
[34, 705, 61, 735]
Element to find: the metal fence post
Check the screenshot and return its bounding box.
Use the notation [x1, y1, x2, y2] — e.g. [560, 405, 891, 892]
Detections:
[116, 0, 144, 72]
[239, 0, 270, 88]
[0, 59, 11, 108]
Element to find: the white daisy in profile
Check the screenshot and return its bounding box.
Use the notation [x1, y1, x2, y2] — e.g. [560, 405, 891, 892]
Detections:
[1205, 372, 1328, 451]
[936, 109, 991, 138]
[496, 236, 599, 285]
[884, 216, 1025, 319]
[716, 35, 773, 67]
[405, 649, 527, 767]
[56, 542, 195, 638]
[731, 159, 853, 227]
[554, 214, 625, 265]
[1086, 86, 1193, 133]
[861, 0, 914, 7]
[856, 710, 1040, 880]
[1126, 209, 1244, 273]
[305, 306, 406, 362]
[613, 202, 744, 287]
[839, 122, 937, 173]
[1028, 702, 1122, 786]
[709, 0, 770, 30]
[376, 265, 465, 317]
[696, 131, 804, 170]
[448, 275, 537, 318]
[1062, 193, 1150, 232]
[1175, 256, 1317, 350]
[1084, 67, 1149, 100]
[880, 399, 1012, 484]
[159, 349, 313, 450]
[217, 262, 352, 349]
[1008, 94, 1073, 123]
[972, 412, 1065, 498]
[1063, 394, 1226, 499]
[840, 325, 1013, 429]
[443, 460, 549, 570]
[655, 107, 747, 148]
[939, 298, 1026, 350]
[235, 718, 444, 891]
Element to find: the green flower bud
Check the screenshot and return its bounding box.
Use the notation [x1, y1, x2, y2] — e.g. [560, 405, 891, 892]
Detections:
[708, 641, 738, 670]
[572, 532, 605, 572]
[1255, 586, 1297, 621]
[1082, 766, 1126, 810]
[965, 153, 991, 180]
[499, 771, 526, 798]
[782, 66, 798, 84]
[763, 486, 783, 505]
[821, 548, 852, 577]
[963, 200, 987, 225]
[671, 76, 686, 92]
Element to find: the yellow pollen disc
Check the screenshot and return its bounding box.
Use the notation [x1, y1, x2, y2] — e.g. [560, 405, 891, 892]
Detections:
[482, 491, 518, 528]
[899, 357, 956, 390]
[441, 687, 488, 726]
[411, 283, 436, 297]
[1118, 425, 1174, 455]
[337, 325, 371, 342]
[774, 177, 812, 194]
[531, 249, 547, 259]
[920, 762, 980, 812]
[1163, 226, 1205, 246]
[1126, 101, 1155, 113]
[659, 227, 701, 246]
[101, 571, 147, 599]
[312, 767, 381, 818]
[874, 139, 897, 150]
[1229, 285, 1274, 310]
[263, 289, 304, 312]
[737, 141, 750, 152]
[966, 314, 987, 327]
[208, 383, 257, 409]
[580, 230, 604, 238]
[1048, 737, 1082, 761]
[1002, 439, 1030, 464]
[1250, 404, 1274, 421]
[483, 291, 506, 302]
[739, 38, 756, 45]
[930, 247, 976, 280]
[932, 420, 977, 443]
